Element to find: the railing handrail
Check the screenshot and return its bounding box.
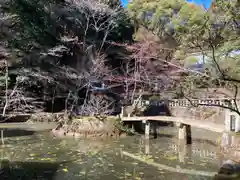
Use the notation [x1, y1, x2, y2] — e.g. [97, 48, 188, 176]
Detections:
[132, 98, 240, 107]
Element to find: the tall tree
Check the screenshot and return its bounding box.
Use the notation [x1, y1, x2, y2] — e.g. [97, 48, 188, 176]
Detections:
[128, 0, 240, 113]
[0, 0, 134, 116]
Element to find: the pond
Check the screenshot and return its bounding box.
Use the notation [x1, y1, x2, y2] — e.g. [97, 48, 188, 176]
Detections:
[0, 126, 238, 180]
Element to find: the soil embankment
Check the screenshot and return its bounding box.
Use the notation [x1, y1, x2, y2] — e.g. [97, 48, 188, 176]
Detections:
[1, 113, 130, 138]
[51, 116, 128, 138]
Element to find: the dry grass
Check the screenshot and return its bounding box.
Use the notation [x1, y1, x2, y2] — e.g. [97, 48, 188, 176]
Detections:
[52, 116, 124, 138]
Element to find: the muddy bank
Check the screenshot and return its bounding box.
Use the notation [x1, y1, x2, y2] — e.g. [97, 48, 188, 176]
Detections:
[1, 113, 130, 138]
[51, 116, 129, 138]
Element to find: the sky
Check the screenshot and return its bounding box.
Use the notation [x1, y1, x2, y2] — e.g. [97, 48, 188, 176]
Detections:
[121, 0, 212, 9]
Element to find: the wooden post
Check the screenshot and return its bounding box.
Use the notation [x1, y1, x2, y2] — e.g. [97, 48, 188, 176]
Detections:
[142, 120, 150, 138]
[178, 123, 192, 144]
[235, 115, 240, 132]
[145, 121, 150, 138]
[131, 123, 135, 131]
[153, 121, 158, 138]
[225, 109, 240, 132]
[186, 125, 192, 144]
[178, 123, 186, 140]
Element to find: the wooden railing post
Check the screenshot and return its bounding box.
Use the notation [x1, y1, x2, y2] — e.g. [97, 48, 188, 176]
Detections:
[178, 123, 192, 144]
[235, 116, 240, 132]
[225, 108, 240, 132]
[178, 123, 186, 140]
[186, 125, 192, 144]
[142, 120, 150, 139]
[152, 121, 158, 138]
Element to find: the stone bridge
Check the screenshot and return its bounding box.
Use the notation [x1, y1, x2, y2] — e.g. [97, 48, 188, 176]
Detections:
[133, 98, 240, 133]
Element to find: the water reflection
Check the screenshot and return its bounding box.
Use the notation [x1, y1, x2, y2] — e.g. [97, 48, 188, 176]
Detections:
[0, 159, 63, 180]
[145, 138, 150, 155]
[220, 132, 240, 163]
[0, 129, 239, 180]
[178, 140, 192, 163]
[0, 129, 36, 138]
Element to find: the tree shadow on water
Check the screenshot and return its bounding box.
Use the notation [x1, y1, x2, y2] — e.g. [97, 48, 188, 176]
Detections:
[0, 159, 63, 180]
[1, 129, 36, 138]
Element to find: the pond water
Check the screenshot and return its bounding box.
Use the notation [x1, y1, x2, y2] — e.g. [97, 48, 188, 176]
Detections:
[0, 127, 237, 180]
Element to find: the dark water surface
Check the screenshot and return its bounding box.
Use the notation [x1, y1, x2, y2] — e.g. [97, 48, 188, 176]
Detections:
[0, 127, 236, 180]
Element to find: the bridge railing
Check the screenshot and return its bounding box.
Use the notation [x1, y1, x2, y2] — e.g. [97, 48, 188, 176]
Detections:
[134, 98, 240, 107]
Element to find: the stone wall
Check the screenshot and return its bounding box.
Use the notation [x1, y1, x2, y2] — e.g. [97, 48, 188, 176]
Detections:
[168, 99, 236, 125]
[170, 106, 225, 125]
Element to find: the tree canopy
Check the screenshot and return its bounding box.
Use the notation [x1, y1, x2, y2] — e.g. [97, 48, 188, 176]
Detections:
[0, 0, 134, 115]
[0, 0, 240, 117]
[128, 0, 240, 113]
[128, 0, 239, 72]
